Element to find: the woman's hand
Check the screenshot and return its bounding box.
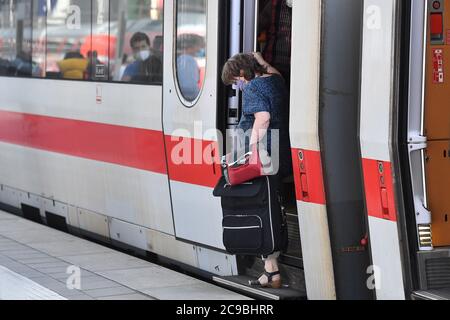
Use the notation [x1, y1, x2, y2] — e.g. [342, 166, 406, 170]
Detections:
[252, 52, 267, 67]
[252, 52, 282, 77]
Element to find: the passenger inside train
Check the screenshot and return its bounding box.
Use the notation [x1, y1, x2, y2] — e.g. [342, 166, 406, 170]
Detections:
[176, 34, 205, 102]
[121, 32, 163, 84]
[8, 51, 40, 78]
[57, 51, 89, 80]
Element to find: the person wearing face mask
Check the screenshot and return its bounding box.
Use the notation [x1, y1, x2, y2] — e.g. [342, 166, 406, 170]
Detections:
[121, 32, 162, 84]
[176, 34, 205, 102]
[221, 52, 292, 289]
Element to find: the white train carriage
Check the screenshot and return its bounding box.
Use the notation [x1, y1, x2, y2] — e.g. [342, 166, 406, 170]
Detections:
[0, 0, 311, 300]
[0, 0, 449, 300]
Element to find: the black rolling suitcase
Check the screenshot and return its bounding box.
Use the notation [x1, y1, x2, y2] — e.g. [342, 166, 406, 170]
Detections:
[213, 176, 288, 257]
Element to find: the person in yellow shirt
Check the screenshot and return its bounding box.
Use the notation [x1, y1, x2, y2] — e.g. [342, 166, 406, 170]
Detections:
[57, 51, 89, 80]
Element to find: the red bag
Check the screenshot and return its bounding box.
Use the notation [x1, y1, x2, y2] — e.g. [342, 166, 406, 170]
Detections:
[222, 145, 270, 186]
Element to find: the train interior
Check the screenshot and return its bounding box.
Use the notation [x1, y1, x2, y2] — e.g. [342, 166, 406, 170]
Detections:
[398, 0, 450, 300]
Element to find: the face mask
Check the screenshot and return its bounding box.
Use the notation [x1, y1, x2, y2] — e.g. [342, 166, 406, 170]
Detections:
[136, 50, 151, 61]
[235, 80, 247, 91]
[286, 0, 293, 8]
[196, 48, 206, 58]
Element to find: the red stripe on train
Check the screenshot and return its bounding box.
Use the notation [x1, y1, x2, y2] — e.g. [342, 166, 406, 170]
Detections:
[361, 159, 398, 222]
[165, 136, 221, 188]
[291, 148, 326, 205]
[0, 110, 168, 174]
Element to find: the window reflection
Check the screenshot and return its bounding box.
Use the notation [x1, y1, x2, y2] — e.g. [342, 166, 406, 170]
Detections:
[0, 0, 39, 77]
[85, 0, 110, 81]
[0, 0, 164, 84]
[176, 0, 207, 103]
[110, 0, 163, 84]
[45, 0, 91, 79]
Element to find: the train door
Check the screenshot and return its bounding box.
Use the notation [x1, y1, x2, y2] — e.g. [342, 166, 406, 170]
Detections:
[359, 0, 407, 299]
[290, 0, 373, 301]
[319, 0, 374, 300]
[213, 0, 307, 300]
[288, 1, 336, 300]
[162, 0, 238, 275]
[254, 0, 302, 269]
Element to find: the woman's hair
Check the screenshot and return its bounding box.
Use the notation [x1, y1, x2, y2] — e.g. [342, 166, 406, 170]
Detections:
[221, 53, 267, 85]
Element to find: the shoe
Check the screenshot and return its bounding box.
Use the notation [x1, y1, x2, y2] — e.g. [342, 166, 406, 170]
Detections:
[248, 271, 282, 289]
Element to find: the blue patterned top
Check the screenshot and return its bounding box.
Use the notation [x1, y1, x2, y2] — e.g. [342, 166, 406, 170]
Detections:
[238, 74, 292, 177]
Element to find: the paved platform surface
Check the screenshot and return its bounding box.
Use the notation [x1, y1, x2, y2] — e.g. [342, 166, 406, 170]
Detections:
[0, 210, 251, 300]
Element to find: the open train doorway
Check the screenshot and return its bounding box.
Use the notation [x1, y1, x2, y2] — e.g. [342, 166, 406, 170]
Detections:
[215, 0, 304, 299]
[256, 0, 292, 88]
[254, 0, 299, 268]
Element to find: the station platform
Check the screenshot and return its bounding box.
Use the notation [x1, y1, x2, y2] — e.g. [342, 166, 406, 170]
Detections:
[0, 210, 251, 300]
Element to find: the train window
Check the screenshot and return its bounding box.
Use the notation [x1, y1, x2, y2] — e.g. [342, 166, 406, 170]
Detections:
[45, 1, 92, 80]
[175, 0, 207, 104]
[0, 0, 39, 77]
[87, 0, 110, 82]
[30, 0, 46, 78]
[109, 0, 163, 85]
[0, 0, 164, 84]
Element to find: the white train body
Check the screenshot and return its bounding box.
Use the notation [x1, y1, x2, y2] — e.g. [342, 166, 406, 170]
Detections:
[1, 0, 449, 300]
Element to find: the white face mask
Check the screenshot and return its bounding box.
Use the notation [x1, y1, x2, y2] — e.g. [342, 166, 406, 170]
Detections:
[286, 0, 293, 8]
[136, 50, 151, 61]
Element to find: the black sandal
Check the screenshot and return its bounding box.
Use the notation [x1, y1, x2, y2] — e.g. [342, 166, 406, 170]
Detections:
[249, 271, 282, 289]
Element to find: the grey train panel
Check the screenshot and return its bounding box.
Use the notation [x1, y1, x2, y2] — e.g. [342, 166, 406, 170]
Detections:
[319, 0, 374, 300]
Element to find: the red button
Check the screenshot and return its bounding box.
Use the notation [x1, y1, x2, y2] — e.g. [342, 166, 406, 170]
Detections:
[431, 13, 443, 35]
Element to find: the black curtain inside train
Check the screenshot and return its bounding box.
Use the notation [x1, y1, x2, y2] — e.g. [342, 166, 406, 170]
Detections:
[319, 0, 374, 300]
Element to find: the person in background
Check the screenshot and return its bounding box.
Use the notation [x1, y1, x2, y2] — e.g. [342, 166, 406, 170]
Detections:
[121, 32, 162, 84]
[57, 51, 88, 80]
[176, 34, 205, 101]
[10, 51, 41, 77]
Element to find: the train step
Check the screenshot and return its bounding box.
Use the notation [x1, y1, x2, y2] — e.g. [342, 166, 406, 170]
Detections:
[212, 276, 306, 300]
[412, 289, 450, 300]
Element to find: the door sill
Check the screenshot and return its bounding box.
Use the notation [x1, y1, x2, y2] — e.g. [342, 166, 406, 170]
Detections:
[412, 289, 450, 300]
[213, 276, 306, 300]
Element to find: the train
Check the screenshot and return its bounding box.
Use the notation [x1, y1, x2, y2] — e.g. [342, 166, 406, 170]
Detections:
[0, 0, 449, 300]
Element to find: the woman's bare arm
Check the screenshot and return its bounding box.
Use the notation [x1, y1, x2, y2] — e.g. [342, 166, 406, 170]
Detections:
[252, 52, 282, 77]
[250, 111, 271, 146]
